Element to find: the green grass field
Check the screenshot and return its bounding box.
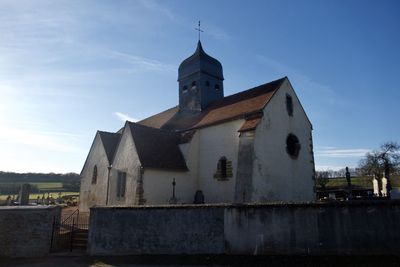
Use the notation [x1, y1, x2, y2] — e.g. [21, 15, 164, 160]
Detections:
[30, 182, 63, 190]
[321, 175, 400, 189]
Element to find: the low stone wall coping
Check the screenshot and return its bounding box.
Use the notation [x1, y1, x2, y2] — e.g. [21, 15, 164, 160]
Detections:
[0, 205, 59, 211]
[90, 199, 400, 210]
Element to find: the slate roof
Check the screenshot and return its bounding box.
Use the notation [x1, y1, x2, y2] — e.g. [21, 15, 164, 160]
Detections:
[127, 122, 188, 171]
[98, 131, 121, 164]
[138, 77, 286, 132]
[178, 41, 224, 81]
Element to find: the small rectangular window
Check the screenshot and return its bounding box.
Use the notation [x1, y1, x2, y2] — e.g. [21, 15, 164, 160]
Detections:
[117, 171, 127, 198]
[286, 94, 293, 116]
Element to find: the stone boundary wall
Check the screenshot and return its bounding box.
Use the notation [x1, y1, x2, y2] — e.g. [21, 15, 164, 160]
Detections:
[88, 206, 224, 255]
[88, 201, 400, 255]
[0, 206, 60, 258]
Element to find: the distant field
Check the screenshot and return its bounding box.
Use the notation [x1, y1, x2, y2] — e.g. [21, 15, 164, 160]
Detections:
[0, 182, 63, 188]
[30, 182, 63, 190]
[0, 181, 78, 202]
[323, 175, 400, 189]
[31, 182, 63, 188]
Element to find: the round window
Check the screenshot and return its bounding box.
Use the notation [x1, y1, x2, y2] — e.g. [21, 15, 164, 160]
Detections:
[286, 134, 300, 159]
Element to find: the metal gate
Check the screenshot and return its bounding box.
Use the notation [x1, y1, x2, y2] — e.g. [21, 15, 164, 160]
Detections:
[50, 209, 89, 252]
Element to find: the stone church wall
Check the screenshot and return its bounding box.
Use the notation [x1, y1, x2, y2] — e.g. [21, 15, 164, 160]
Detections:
[79, 133, 110, 212]
[196, 120, 244, 203]
[88, 201, 400, 256]
[109, 127, 141, 206]
[252, 79, 314, 202]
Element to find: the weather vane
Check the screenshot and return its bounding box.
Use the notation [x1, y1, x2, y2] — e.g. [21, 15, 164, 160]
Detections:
[195, 20, 203, 41]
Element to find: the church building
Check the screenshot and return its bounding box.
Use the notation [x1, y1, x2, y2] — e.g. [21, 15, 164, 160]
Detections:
[79, 41, 315, 211]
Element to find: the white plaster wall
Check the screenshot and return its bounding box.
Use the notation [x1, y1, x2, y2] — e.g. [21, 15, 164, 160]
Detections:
[109, 125, 141, 206]
[79, 133, 110, 212]
[143, 133, 198, 205]
[143, 169, 194, 204]
[179, 132, 200, 188]
[252, 79, 315, 202]
[197, 120, 244, 203]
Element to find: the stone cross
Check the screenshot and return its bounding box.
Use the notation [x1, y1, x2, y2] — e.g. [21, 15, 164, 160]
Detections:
[169, 178, 177, 204]
[18, 183, 31, 205]
[345, 167, 352, 200]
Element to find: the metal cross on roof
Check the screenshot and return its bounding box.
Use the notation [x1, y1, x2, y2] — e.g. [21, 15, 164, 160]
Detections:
[195, 20, 204, 41]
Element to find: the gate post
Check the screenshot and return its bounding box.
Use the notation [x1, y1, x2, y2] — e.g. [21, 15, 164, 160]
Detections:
[50, 216, 56, 252]
[70, 217, 75, 252]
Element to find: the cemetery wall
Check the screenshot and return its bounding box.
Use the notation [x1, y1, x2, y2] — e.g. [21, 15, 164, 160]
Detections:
[0, 206, 60, 258]
[88, 205, 225, 255]
[89, 201, 400, 256]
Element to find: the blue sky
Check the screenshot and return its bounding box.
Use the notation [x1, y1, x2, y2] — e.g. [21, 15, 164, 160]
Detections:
[0, 0, 399, 173]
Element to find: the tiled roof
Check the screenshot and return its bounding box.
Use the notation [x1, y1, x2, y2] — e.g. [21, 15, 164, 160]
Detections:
[138, 77, 286, 132]
[127, 122, 188, 171]
[239, 117, 262, 132]
[98, 131, 121, 164]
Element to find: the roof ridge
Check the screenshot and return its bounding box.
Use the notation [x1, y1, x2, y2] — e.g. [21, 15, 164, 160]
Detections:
[137, 106, 178, 124]
[127, 121, 179, 135]
[205, 76, 286, 110]
[222, 76, 286, 101]
[98, 130, 121, 135]
[97, 131, 122, 165]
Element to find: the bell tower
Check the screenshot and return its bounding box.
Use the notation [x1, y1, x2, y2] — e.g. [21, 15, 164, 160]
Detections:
[178, 41, 224, 112]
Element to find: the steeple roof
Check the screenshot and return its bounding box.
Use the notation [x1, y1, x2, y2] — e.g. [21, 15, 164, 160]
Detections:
[178, 41, 224, 81]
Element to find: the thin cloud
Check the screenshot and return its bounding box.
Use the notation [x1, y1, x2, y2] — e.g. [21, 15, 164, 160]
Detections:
[315, 147, 370, 158]
[106, 50, 175, 72]
[137, 0, 177, 22]
[205, 23, 231, 41]
[0, 126, 84, 153]
[114, 112, 138, 122]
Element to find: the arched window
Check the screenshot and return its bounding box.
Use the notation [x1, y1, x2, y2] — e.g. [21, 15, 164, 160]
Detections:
[215, 84, 220, 90]
[206, 81, 210, 87]
[91, 165, 98, 184]
[182, 85, 188, 93]
[191, 81, 197, 89]
[286, 94, 293, 116]
[286, 134, 301, 159]
[214, 156, 233, 180]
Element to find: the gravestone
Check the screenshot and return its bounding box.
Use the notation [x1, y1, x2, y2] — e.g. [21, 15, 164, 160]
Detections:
[18, 183, 31, 205]
[193, 190, 205, 204]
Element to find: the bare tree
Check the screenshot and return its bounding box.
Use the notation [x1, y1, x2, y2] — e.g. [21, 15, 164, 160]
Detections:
[315, 171, 329, 189]
[359, 142, 400, 198]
